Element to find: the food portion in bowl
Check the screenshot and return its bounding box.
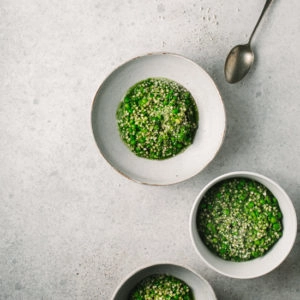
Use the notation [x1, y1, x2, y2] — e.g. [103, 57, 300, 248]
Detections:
[197, 178, 283, 262]
[116, 77, 198, 160]
[112, 263, 216, 299]
[129, 274, 193, 300]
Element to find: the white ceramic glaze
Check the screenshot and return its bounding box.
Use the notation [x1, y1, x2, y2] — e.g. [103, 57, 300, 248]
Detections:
[91, 53, 226, 185]
[190, 171, 298, 279]
[111, 263, 216, 300]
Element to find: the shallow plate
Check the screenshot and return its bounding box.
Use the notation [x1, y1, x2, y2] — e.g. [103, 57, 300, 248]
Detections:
[111, 263, 216, 300]
[92, 53, 226, 185]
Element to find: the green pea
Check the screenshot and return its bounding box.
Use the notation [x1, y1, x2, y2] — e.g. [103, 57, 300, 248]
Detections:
[175, 143, 183, 149]
[130, 137, 136, 145]
[273, 223, 281, 231]
[223, 209, 230, 215]
[260, 198, 265, 205]
[248, 201, 254, 208]
[139, 98, 147, 106]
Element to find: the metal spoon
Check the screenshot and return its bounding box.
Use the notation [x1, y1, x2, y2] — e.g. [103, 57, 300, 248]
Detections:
[224, 0, 274, 83]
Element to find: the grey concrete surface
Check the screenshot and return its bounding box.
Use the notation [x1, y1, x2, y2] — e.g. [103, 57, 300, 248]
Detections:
[0, 0, 299, 299]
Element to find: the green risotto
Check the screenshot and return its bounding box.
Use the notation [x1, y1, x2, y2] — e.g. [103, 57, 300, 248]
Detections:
[129, 274, 193, 300]
[116, 78, 198, 160]
[197, 178, 283, 262]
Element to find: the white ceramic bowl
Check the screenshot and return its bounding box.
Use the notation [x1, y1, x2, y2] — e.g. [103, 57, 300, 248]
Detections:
[91, 52, 226, 185]
[111, 263, 216, 300]
[190, 171, 297, 279]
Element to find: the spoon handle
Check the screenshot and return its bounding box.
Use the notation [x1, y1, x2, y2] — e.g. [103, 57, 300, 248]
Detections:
[248, 0, 274, 44]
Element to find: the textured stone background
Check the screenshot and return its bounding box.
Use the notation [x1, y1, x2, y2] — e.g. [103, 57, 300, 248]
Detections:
[0, 0, 299, 299]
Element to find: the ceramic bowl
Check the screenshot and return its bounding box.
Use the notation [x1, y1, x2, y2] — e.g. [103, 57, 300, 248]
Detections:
[91, 52, 226, 185]
[111, 263, 216, 300]
[190, 171, 297, 279]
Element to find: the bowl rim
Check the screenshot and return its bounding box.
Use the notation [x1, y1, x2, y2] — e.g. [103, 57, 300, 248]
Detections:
[111, 261, 217, 300]
[189, 171, 298, 279]
[91, 51, 226, 185]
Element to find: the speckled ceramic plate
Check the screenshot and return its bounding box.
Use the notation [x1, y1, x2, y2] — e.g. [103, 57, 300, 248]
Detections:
[91, 53, 226, 185]
[111, 263, 217, 300]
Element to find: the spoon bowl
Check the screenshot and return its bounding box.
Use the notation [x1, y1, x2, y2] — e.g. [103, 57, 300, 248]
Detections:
[224, 44, 254, 83]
